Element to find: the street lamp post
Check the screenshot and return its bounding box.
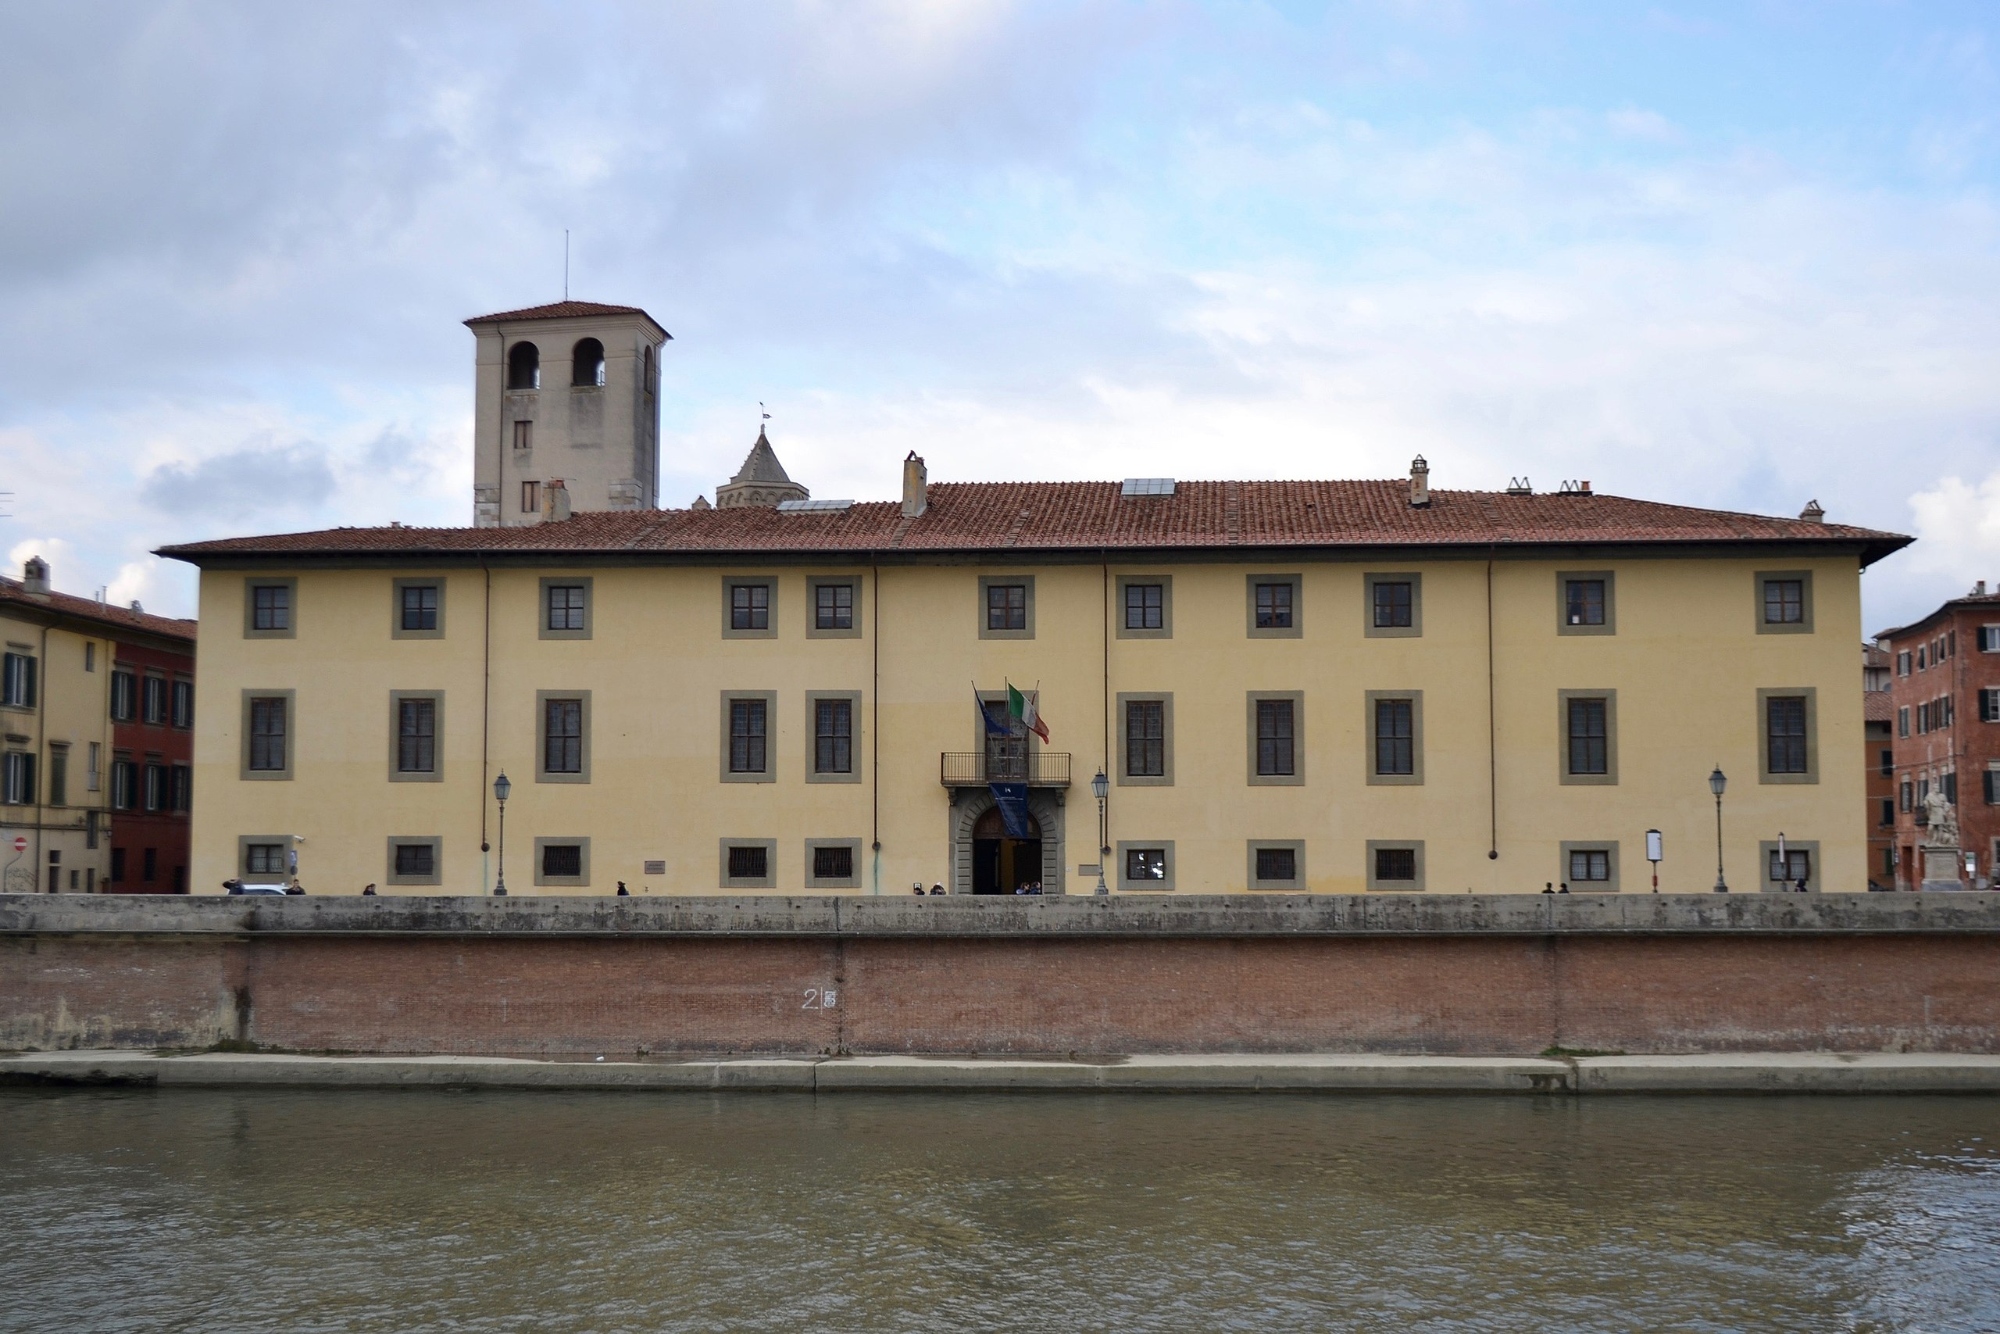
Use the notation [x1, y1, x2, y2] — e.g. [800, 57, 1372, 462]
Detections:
[1091, 768, 1109, 896]
[1708, 766, 1728, 893]
[493, 771, 511, 897]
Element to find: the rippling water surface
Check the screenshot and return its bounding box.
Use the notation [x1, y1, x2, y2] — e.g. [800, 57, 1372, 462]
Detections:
[3, 1088, 1998, 1332]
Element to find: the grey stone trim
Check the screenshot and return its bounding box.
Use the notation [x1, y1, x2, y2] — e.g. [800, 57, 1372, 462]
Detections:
[1363, 571, 1422, 638]
[1114, 574, 1173, 640]
[1116, 839, 1175, 891]
[722, 575, 779, 639]
[804, 838, 864, 889]
[1558, 840, 1621, 893]
[719, 838, 778, 889]
[533, 836, 591, 888]
[534, 689, 591, 784]
[1754, 569, 1814, 635]
[805, 690, 863, 784]
[242, 577, 297, 640]
[1758, 838, 1822, 892]
[1115, 692, 1174, 787]
[1366, 839, 1426, 891]
[385, 836, 444, 887]
[239, 689, 295, 782]
[1246, 839, 1306, 890]
[1555, 570, 1616, 636]
[1557, 688, 1619, 786]
[804, 575, 863, 640]
[1757, 686, 1819, 785]
[537, 576, 594, 641]
[387, 689, 445, 783]
[235, 834, 295, 881]
[1246, 690, 1305, 786]
[1245, 573, 1303, 639]
[977, 574, 1036, 640]
[390, 577, 447, 640]
[1364, 689, 1424, 786]
[721, 690, 778, 783]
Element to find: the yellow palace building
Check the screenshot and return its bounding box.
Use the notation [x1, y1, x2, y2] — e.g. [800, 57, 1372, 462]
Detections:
[160, 302, 1908, 897]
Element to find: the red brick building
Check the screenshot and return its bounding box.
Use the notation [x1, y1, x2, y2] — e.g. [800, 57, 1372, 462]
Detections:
[1864, 673, 1894, 888]
[1878, 585, 2000, 889]
[108, 633, 197, 893]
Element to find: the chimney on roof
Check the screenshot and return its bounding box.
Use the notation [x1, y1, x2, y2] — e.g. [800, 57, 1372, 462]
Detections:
[1409, 456, 1430, 509]
[543, 479, 572, 523]
[1506, 477, 1532, 496]
[1972, 580, 1987, 596]
[21, 556, 50, 598]
[902, 451, 928, 519]
[1799, 499, 1824, 523]
[129, 600, 143, 613]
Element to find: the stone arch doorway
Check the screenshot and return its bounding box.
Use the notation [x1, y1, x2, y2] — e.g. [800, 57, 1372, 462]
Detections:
[972, 805, 1042, 895]
[949, 789, 1065, 894]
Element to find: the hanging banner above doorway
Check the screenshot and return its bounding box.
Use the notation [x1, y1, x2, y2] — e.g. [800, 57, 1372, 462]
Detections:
[989, 782, 1032, 838]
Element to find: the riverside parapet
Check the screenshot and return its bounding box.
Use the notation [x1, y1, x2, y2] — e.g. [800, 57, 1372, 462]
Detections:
[4, 893, 1998, 1057]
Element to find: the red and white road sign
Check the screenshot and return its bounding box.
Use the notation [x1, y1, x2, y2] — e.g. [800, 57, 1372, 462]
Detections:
[9, 836, 25, 854]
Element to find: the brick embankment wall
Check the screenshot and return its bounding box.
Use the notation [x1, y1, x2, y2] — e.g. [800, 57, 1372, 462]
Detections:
[3, 895, 1997, 1056]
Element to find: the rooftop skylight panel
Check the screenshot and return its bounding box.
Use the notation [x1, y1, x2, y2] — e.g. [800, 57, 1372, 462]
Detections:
[776, 499, 854, 513]
[1121, 478, 1176, 497]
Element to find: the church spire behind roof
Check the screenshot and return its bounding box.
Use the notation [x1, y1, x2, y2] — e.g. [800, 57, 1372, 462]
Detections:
[716, 425, 809, 508]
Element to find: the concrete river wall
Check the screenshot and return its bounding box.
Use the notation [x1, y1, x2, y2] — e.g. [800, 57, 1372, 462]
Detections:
[3, 894, 1998, 1057]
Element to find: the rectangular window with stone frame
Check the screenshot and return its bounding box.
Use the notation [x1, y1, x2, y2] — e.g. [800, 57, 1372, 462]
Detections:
[543, 697, 583, 775]
[247, 697, 288, 772]
[814, 697, 852, 775]
[1126, 700, 1165, 777]
[1256, 698, 1294, 777]
[731, 698, 768, 774]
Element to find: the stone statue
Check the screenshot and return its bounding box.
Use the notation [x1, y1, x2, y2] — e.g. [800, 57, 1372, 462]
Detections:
[1923, 788, 1959, 847]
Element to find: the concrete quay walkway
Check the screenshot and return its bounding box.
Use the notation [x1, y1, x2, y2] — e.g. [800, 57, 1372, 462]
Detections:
[5, 1050, 1999, 1094]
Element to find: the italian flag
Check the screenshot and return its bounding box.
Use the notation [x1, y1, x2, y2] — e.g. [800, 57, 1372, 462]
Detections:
[1008, 683, 1050, 743]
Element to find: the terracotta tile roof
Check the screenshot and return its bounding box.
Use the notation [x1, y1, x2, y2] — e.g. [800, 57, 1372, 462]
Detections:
[156, 480, 1911, 566]
[463, 300, 664, 329]
[1864, 691, 1895, 723]
[0, 577, 196, 643]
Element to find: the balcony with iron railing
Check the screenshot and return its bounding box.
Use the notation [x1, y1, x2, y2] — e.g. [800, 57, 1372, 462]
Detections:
[939, 752, 1072, 788]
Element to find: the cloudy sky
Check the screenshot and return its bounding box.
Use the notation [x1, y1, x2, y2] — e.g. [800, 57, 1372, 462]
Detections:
[2, 1, 1996, 632]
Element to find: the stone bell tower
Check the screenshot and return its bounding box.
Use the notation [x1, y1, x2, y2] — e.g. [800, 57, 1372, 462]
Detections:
[465, 301, 671, 527]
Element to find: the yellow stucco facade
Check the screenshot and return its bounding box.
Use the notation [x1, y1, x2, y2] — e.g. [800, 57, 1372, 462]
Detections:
[185, 546, 1870, 896]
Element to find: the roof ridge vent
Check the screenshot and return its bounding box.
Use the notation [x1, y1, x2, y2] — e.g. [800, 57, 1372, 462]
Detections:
[1506, 477, 1533, 496]
[1121, 477, 1175, 497]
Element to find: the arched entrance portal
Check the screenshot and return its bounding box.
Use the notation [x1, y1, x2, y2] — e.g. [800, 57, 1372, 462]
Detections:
[971, 805, 1043, 894]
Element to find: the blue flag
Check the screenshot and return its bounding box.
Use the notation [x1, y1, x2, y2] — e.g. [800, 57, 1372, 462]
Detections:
[989, 782, 1032, 838]
[976, 689, 1007, 736]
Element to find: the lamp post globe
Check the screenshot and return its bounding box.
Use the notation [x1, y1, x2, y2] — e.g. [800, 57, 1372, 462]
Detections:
[1708, 766, 1728, 893]
[493, 771, 510, 897]
[1091, 768, 1110, 896]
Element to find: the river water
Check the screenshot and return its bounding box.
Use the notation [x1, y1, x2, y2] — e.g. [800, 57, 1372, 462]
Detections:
[3, 1089, 1998, 1333]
